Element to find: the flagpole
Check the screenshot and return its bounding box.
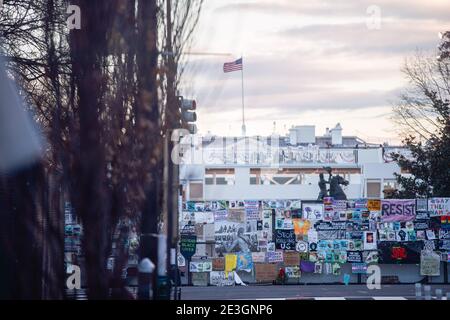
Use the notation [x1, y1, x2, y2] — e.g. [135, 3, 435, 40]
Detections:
[241, 56, 246, 136]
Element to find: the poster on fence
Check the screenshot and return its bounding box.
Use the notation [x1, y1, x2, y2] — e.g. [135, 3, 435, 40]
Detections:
[192, 272, 209, 286]
[283, 252, 300, 266]
[267, 250, 284, 263]
[363, 231, 377, 250]
[378, 241, 423, 264]
[210, 271, 235, 286]
[212, 257, 225, 271]
[275, 229, 296, 250]
[420, 250, 441, 276]
[255, 263, 278, 282]
[194, 211, 214, 224]
[236, 253, 253, 272]
[367, 199, 381, 211]
[381, 199, 416, 222]
[428, 198, 450, 217]
[215, 221, 258, 254]
[190, 261, 212, 273]
[352, 263, 368, 274]
[285, 266, 301, 278]
[251, 252, 266, 263]
[302, 202, 324, 221]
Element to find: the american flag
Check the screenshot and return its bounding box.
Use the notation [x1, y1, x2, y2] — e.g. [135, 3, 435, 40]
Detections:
[223, 58, 243, 73]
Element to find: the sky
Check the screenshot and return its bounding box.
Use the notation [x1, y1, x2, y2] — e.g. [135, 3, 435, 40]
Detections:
[183, 0, 450, 144]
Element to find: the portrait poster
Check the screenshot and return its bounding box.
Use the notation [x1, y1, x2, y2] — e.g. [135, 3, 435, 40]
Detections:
[420, 251, 441, 276]
[363, 231, 377, 250]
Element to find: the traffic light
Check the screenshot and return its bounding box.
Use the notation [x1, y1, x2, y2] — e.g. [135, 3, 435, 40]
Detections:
[180, 98, 197, 134]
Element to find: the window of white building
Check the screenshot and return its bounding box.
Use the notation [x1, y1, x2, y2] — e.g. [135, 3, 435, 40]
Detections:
[205, 168, 235, 185]
[366, 180, 381, 198]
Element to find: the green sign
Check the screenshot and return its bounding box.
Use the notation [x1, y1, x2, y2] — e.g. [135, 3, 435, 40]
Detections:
[180, 235, 197, 260]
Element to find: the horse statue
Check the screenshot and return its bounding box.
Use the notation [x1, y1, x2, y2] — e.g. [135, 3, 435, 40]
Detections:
[317, 173, 329, 200]
[329, 175, 349, 200]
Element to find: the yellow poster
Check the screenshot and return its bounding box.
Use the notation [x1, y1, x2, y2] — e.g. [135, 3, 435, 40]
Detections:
[367, 199, 381, 211]
[225, 254, 237, 276]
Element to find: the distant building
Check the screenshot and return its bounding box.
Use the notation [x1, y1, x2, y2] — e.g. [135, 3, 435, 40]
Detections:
[179, 123, 412, 202]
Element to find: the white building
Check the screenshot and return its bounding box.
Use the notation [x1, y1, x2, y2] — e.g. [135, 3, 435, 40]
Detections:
[179, 124, 412, 202]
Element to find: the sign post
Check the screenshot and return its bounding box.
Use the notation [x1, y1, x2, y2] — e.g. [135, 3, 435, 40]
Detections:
[180, 234, 197, 286]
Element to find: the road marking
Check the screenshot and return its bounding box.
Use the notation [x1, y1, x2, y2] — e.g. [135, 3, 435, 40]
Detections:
[372, 296, 407, 300]
[314, 297, 346, 300]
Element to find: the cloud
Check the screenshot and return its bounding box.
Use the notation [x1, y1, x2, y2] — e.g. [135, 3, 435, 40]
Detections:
[218, 0, 450, 22]
[280, 21, 442, 56]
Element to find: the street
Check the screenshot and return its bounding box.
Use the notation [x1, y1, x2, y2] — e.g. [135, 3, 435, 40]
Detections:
[180, 284, 450, 300]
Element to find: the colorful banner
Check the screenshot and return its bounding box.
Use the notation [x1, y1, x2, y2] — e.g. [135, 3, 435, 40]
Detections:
[236, 252, 253, 272]
[428, 198, 450, 216]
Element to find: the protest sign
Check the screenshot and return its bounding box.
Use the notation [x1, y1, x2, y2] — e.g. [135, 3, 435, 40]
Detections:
[381, 199, 416, 222]
[275, 229, 296, 250]
[283, 252, 300, 266]
[210, 271, 234, 286]
[189, 261, 212, 273]
[352, 263, 368, 274]
[212, 257, 225, 271]
[428, 198, 450, 217]
[236, 253, 253, 272]
[191, 272, 208, 286]
[416, 198, 428, 212]
[251, 252, 266, 263]
[346, 251, 363, 263]
[302, 202, 323, 220]
[180, 235, 197, 260]
[367, 199, 381, 211]
[194, 211, 214, 224]
[225, 254, 237, 276]
[293, 219, 310, 236]
[378, 241, 423, 264]
[267, 250, 284, 263]
[255, 263, 277, 282]
[420, 250, 441, 276]
[295, 240, 309, 253]
[214, 210, 228, 221]
[285, 266, 301, 278]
